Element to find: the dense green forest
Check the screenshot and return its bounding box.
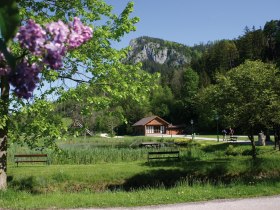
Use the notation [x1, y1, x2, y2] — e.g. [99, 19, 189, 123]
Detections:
[55, 19, 280, 136]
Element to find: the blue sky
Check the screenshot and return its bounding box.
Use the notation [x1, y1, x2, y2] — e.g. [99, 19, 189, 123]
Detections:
[105, 0, 280, 49]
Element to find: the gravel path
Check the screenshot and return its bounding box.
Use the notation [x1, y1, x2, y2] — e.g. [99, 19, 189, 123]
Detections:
[75, 195, 280, 210]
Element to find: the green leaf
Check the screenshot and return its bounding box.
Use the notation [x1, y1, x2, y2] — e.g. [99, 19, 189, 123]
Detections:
[0, 0, 20, 43]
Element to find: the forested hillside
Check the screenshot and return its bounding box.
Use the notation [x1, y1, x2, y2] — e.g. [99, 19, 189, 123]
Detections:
[56, 19, 280, 135]
[118, 20, 280, 132]
[128, 20, 280, 87]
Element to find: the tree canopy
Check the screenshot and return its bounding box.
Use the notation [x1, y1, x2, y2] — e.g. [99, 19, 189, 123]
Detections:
[0, 0, 157, 190]
[2, 0, 280, 190]
[197, 60, 280, 158]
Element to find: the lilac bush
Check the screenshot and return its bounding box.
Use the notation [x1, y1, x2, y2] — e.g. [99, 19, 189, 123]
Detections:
[9, 60, 41, 99]
[68, 17, 93, 48]
[17, 19, 46, 56]
[46, 20, 69, 44]
[1, 17, 93, 99]
[43, 42, 66, 69]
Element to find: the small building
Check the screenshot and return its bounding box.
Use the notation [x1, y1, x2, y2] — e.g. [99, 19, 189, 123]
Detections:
[132, 116, 170, 136]
[166, 124, 186, 135]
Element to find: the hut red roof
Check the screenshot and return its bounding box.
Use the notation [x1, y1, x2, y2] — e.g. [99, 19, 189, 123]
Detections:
[132, 116, 170, 126]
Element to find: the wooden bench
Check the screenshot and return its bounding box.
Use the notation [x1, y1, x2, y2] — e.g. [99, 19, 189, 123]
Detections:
[148, 151, 180, 162]
[14, 154, 49, 166]
[227, 136, 238, 142]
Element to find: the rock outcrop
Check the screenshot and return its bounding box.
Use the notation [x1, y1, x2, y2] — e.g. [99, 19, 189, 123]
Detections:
[126, 36, 193, 67]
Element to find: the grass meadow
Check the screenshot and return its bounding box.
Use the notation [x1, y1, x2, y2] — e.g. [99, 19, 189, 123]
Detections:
[2, 135, 280, 208]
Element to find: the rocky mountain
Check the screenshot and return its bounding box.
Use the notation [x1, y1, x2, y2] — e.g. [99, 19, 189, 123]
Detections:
[126, 36, 202, 68]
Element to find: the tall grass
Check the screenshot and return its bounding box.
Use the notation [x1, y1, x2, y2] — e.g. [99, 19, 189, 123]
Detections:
[7, 137, 273, 165]
[8, 135, 178, 164]
[8, 145, 152, 164]
[49, 147, 149, 164]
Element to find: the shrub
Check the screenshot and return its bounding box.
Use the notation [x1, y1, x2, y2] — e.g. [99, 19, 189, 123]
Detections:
[242, 148, 259, 156]
[225, 145, 239, 156]
[174, 138, 196, 147]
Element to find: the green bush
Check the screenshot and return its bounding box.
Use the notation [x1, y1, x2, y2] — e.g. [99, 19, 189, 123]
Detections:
[242, 148, 259, 156]
[174, 138, 196, 147]
[225, 145, 239, 156]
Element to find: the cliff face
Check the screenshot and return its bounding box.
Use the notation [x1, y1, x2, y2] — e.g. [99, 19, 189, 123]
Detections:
[126, 36, 194, 67]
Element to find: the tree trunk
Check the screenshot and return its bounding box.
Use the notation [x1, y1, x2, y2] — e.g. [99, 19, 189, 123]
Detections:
[274, 132, 278, 150]
[0, 135, 7, 190]
[276, 129, 280, 150]
[0, 76, 9, 190]
[248, 134, 257, 159]
[274, 127, 280, 150]
[278, 129, 280, 151]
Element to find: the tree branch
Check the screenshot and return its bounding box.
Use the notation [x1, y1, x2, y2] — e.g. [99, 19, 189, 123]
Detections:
[57, 75, 88, 84]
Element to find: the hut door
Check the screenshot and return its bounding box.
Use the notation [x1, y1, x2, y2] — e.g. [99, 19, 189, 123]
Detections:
[160, 126, 165, 134]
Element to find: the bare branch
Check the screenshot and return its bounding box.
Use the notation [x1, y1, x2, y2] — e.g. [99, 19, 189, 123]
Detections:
[57, 75, 89, 84]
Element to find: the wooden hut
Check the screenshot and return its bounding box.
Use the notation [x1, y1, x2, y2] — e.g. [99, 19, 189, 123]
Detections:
[166, 124, 186, 135]
[132, 116, 170, 136]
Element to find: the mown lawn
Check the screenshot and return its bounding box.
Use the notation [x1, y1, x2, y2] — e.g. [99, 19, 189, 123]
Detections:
[2, 136, 280, 208]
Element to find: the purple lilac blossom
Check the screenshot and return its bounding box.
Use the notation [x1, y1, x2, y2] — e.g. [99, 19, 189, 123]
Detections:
[0, 52, 4, 61]
[68, 17, 93, 48]
[0, 66, 10, 76]
[11, 17, 93, 99]
[9, 60, 41, 99]
[46, 20, 70, 44]
[43, 42, 66, 69]
[16, 19, 46, 56]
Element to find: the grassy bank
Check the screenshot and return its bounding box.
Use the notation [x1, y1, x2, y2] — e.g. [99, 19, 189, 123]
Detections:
[2, 136, 280, 208]
[2, 181, 280, 209]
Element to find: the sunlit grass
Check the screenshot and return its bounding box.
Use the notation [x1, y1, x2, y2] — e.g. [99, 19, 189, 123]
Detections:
[3, 135, 280, 208]
[2, 180, 280, 209]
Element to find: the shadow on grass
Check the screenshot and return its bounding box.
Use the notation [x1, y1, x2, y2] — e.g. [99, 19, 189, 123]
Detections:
[108, 154, 280, 192]
[108, 159, 237, 191]
[202, 142, 250, 152]
[9, 176, 40, 194]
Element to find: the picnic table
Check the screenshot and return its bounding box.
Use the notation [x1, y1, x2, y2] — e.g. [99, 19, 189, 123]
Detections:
[227, 136, 238, 142]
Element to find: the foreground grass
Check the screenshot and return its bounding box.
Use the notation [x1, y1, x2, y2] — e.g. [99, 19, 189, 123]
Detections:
[3, 137, 280, 208]
[2, 180, 280, 209]
[3, 156, 280, 209]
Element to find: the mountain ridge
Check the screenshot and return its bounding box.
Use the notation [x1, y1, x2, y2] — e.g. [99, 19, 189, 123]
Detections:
[126, 36, 202, 68]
